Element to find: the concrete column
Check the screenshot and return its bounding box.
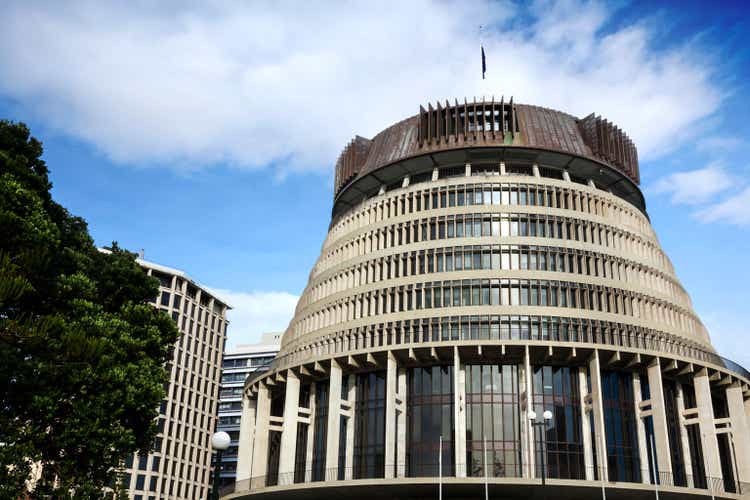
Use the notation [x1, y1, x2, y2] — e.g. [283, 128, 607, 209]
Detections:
[727, 383, 750, 484]
[279, 370, 301, 478]
[579, 367, 595, 480]
[465, 163, 471, 177]
[236, 394, 258, 483]
[589, 350, 608, 481]
[675, 383, 693, 486]
[344, 375, 356, 478]
[521, 346, 535, 478]
[385, 352, 397, 479]
[304, 383, 317, 482]
[694, 369, 723, 483]
[251, 382, 271, 478]
[453, 346, 467, 477]
[325, 360, 343, 473]
[632, 373, 650, 484]
[396, 367, 407, 477]
[646, 359, 673, 481]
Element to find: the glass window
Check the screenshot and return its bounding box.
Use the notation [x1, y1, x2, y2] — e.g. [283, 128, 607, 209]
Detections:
[483, 188, 492, 205]
[531, 366, 584, 480]
[353, 371, 387, 479]
[407, 366, 454, 477]
[465, 364, 521, 477]
[601, 370, 641, 483]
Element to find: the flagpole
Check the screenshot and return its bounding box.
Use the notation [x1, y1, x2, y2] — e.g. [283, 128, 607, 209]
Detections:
[483, 435, 488, 500]
[650, 432, 660, 500]
[439, 435, 443, 500]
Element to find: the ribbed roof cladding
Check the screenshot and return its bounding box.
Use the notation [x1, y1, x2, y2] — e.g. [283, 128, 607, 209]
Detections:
[333, 98, 640, 197]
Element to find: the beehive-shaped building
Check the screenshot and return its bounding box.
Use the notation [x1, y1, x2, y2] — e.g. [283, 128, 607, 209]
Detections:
[228, 98, 750, 500]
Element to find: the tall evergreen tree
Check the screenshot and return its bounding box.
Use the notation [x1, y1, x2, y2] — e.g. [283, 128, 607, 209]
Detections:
[0, 120, 179, 498]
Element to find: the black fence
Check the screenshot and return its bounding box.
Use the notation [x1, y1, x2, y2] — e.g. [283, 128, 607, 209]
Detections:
[230, 463, 749, 496]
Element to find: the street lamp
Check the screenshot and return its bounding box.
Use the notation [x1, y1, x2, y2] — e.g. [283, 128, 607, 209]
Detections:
[528, 410, 553, 485]
[211, 431, 231, 500]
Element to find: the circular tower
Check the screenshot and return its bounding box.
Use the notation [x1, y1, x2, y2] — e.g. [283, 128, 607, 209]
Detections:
[228, 98, 750, 500]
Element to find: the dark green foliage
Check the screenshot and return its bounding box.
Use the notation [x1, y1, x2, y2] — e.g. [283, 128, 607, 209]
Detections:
[0, 120, 179, 498]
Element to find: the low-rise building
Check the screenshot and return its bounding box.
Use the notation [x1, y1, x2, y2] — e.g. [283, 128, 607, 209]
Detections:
[216, 333, 281, 490]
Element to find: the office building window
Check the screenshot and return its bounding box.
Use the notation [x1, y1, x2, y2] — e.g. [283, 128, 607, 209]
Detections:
[353, 371, 386, 479]
[601, 370, 640, 483]
[465, 364, 521, 478]
[312, 381, 328, 481]
[532, 365, 584, 480]
[407, 365, 453, 477]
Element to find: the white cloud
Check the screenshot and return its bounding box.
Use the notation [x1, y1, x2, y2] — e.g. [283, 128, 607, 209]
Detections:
[209, 289, 298, 348]
[0, 0, 723, 173]
[696, 186, 750, 226]
[649, 163, 734, 205]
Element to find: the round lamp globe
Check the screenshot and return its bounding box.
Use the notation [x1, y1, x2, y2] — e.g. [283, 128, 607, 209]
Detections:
[211, 431, 231, 451]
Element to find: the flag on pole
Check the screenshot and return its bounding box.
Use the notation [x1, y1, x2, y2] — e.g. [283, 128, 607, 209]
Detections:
[481, 46, 486, 79]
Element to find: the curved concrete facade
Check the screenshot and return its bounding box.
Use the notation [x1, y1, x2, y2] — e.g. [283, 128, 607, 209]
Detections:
[227, 100, 750, 500]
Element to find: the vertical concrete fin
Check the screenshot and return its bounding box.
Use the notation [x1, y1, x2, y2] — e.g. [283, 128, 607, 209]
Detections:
[453, 346, 467, 477]
[236, 393, 258, 482]
[694, 368, 723, 481]
[278, 370, 301, 475]
[727, 383, 750, 483]
[589, 350, 608, 481]
[251, 382, 271, 478]
[325, 360, 343, 473]
[385, 351, 397, 478]
[647, 359, 674, 478]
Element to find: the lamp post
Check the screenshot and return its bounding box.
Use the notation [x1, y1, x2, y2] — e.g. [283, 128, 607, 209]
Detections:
[211, 431, 231, 500]
[528, 410, 553, 485]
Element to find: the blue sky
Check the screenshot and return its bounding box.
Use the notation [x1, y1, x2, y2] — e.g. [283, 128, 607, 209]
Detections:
[0, 0, 748, 366]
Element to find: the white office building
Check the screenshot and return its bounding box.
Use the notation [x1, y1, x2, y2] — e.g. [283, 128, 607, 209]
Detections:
[216, 333, 281, 490]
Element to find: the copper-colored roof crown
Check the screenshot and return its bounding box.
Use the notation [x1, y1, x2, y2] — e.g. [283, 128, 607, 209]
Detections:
[333, 97, 639, 198]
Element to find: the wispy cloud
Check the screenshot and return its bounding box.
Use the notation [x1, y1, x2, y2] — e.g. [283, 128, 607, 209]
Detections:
[696, 186, 750, 226]
[210, 289, 298, 347]
[0, 0, 723, 173]
[649, 163, 734, 205]
[695, 135, 744, 153]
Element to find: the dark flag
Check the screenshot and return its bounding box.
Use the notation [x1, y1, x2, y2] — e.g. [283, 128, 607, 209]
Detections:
[481, 46, 486, 79]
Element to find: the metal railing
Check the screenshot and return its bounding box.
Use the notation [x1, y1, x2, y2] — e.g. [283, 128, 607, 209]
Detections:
[230, 463, 749, 496]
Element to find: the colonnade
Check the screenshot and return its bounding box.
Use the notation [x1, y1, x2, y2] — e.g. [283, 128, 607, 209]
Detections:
[234, 345, 750, 496]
